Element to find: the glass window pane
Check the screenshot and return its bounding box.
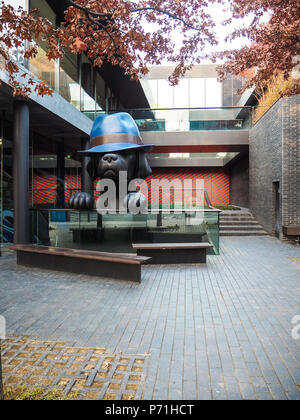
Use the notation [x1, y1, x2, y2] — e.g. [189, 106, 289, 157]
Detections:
[190, 78, 205, 107]
[27, 1, 57, 86]
[205, 78, 222, 107]
[140, 79, 158, 108]
[59, 54, 80, 109]
[95, 73, 105, 110]
[28, 47, 59, 91]
[157, 80, 173, 108]
[155, 109, 189, 131]
[173, 79, 189, 108]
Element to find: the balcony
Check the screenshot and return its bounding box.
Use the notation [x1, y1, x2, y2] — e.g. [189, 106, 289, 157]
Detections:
[81, 107, 251, 157]
[83, 106, 252, 131]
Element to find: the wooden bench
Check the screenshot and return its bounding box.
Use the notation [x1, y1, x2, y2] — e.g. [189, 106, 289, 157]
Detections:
[283, 226, 300, 236]
[283, 226, 300, 244]
[8, 244, 151, 283]
[132, 242, 213, 264]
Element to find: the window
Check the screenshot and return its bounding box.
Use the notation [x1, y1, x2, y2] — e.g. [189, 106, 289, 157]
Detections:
[173, 79, 189, 108]
[190, 78, 205, 108]
[142, 75, 223, 109]
[157, 80, 173, 108]
[205, 78, 222, 107]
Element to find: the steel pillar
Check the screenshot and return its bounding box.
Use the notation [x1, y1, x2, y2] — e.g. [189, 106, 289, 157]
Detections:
[13, 101, 30, 244]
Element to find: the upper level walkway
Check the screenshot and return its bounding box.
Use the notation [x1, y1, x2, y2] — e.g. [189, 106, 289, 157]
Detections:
[69, 106, 252, 169]
[134, 107, 251, 155]
[92, 107, 252, 167]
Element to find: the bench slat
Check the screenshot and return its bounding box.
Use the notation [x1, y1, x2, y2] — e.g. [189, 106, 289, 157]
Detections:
[283, 226, 300, 236]
[8, 245, 151, 265]
[132, 242, 213, 250]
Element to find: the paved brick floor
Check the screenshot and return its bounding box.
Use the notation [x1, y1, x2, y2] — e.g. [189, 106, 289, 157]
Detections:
[1, 335, 150, 400]
[0, 236, 300, 400]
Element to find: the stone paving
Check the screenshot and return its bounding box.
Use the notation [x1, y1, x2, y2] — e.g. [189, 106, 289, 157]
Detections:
[0, 236, 300, 400]
[1, 335, 150, 400]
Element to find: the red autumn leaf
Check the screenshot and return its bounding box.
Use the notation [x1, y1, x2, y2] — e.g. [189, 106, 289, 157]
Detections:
[72, 37, 87, 52]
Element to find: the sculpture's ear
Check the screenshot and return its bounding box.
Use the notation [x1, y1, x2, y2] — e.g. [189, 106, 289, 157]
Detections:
[86, 157, 97, 181]
[136, 151, 152, 179]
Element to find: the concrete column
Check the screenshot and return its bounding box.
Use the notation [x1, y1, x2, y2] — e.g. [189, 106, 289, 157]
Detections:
[56, 141, 65, 208]
[13, 101, 30, 244]
[81, 138, 93, 197]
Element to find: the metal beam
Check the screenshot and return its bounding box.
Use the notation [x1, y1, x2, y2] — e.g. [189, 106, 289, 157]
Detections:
[141, 130, 249, 151]
[148, 158, 226, 167]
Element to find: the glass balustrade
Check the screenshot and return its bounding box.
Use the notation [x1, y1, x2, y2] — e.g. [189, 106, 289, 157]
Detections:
[18, 43, 251, 130]
[25, 45, 103, 116]
[92, 107, 252, 131]
[30, 208, 220, 255]
[28, 46, 59, 92]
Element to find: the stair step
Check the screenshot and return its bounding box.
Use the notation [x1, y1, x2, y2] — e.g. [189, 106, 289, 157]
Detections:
[219, 214, 255, 218]
[220, 230, 268, 236]
[220, 225, 264, 231]
[218, 210, 268, 236]
[220, 220, 259, 225]
[220, 212, 252, 216]
[220, 216, 255, 220]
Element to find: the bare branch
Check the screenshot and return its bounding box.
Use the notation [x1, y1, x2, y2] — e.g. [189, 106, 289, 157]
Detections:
[130, 7, 203, 32]
[66, 1, 202, 32]
[65, 0, 112, 20]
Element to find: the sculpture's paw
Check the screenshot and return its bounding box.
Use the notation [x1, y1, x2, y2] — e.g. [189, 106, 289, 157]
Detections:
[68, 192, 94, 210]
[125, 192, 148, 213]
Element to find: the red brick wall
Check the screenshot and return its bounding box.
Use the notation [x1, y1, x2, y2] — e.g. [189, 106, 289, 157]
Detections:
[30, 168, 230, 206]
[143, 168, 230, 206]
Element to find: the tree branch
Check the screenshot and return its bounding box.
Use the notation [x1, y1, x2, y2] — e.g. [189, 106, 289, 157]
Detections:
[66, 0, 119, 50]
[66, 0, 112, 20]
[130, 7, 202, 31]
[66, 1, 201, 32]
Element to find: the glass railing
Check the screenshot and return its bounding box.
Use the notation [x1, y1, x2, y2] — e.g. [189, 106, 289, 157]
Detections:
[30, 208, 220, 255]
[87, 107, 252, 131]
[28, 47, 59, 91]
[0, 208, 14, 245]
[59, 70, 81, 110]
[26, 46, 103, 114]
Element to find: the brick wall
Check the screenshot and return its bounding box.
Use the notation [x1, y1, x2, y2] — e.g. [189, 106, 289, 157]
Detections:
[281, 96, 300, 228]
[30, 168, 231, 207]
[230, 155, 249, 208]
[250, 95, 300, 237]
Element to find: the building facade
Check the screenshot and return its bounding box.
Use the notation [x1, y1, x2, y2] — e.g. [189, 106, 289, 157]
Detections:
[0, 0, 150, 244]
[138, 65, 251, 209]
[0, 1, 299, 246]
[250, 96, 300, 238]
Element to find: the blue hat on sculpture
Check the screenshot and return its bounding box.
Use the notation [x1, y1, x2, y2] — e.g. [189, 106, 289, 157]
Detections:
[78, 112, 153, 155]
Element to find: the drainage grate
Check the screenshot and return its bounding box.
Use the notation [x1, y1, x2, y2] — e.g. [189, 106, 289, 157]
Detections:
[1, 335, 151, 400]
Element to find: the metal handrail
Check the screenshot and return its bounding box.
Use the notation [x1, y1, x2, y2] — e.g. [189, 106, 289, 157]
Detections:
[83, 106, 253, 112]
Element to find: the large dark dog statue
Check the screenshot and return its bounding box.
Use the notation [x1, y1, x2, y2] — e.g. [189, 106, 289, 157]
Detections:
[68, 113, 153, 211]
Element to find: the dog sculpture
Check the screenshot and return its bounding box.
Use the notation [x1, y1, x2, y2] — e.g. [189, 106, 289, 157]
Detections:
[68, 112, 153, 210]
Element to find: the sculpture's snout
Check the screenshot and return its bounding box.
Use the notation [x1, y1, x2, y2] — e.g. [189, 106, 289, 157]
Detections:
[102, 153, 118, 164]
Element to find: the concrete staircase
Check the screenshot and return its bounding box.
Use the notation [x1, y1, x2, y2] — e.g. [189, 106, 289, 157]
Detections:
[219, 211, 268, 236]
